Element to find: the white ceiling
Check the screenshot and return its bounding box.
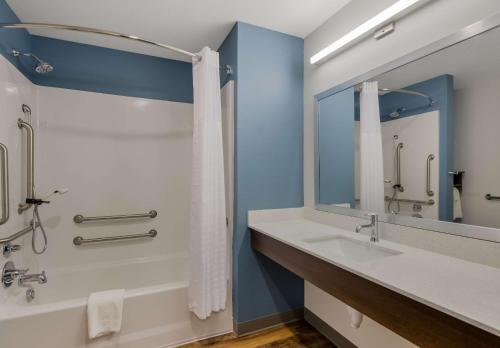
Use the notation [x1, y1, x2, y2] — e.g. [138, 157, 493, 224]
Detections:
[375, 26, 500, 90]
[7, 0, 351, 61]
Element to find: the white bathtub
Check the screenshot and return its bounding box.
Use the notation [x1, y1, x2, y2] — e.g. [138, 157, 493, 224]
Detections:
[0, 254, 233, 348]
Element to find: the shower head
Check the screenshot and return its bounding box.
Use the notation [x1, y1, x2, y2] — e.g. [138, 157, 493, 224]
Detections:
[35, 61, 54, 74]
[12, 49, 54, 74]
[389, 107, 406, 119]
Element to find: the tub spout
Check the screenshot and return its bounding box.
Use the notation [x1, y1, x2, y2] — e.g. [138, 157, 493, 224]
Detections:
[18, 270, 47, 286]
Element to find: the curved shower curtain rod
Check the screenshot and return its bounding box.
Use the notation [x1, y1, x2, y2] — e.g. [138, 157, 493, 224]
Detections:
[379, 88, 435, 107]
[357, 85, 435, 106]
[0, 22, 200, 60]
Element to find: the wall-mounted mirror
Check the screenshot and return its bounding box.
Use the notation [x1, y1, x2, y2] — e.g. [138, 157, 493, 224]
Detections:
[315, 15, 500, 242]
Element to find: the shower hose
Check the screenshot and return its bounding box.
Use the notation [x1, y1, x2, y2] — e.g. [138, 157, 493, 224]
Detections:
[387, 138, 401, 214]
[31, 203, 48, 255]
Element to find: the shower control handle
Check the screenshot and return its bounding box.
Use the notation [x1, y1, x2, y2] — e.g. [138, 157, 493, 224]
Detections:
[2, 242, 21, 258]
[2, 261, 28, 287]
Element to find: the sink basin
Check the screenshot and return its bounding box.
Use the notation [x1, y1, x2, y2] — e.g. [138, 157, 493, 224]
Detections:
[302, 235, 402, 263]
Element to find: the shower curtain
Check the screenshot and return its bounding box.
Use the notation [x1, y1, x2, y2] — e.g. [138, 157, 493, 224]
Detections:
[360, 81, 385, 213]
[347, 81, 385, 328]
[189, 47, 227, 320]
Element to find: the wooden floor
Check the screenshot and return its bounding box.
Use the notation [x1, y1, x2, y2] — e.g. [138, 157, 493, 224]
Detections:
[179, 320, 336, 348]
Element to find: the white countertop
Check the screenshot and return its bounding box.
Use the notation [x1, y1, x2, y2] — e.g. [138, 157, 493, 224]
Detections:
[248, 208, 500, 337]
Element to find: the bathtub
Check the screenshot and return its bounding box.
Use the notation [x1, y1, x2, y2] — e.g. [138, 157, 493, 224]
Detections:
[0, 254, 233, 348]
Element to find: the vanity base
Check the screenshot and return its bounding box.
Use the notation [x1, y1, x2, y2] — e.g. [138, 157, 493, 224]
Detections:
[251, 229, 500, 348]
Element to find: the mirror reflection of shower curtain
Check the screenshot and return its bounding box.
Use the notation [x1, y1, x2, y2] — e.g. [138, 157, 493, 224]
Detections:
[189, 47, 227, 320]
[360, 81, 385, 213]
[346, 81, 385, 329]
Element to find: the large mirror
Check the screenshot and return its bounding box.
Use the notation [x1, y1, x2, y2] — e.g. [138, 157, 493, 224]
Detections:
[315, 17, 500, 240]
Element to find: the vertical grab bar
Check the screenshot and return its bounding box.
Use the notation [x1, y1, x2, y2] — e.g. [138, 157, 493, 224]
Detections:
[427, 154, 435, 197]
[395, 143, 404, 191]
[17, 118, 34, 213]
[0, 143, 9, 225]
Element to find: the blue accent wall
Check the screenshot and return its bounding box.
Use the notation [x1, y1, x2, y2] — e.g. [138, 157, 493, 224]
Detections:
[318, 87, 355, 207]
[0, 0, 33, 78]
[0, 0, 193, 103]
[30, 35, 193, 103]
[218, 24, 237, 87]
[220, 22, 304, 324]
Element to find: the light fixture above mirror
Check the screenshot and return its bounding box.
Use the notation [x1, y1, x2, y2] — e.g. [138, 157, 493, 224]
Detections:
[310, 0, 430, 65]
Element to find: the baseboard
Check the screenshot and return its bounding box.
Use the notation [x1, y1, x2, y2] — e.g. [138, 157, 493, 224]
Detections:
[233, 307, 304, 336]
[304, 308, 357, 348]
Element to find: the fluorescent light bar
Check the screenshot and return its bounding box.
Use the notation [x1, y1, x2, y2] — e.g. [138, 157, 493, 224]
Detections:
[310, 0, 425, 64]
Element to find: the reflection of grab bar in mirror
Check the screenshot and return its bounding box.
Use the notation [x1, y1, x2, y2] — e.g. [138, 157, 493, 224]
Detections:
[0, 142, 9, 225]
[395, 143, 404, 192]
[426, 154, 434, 197]
[384, 196, 434, 206]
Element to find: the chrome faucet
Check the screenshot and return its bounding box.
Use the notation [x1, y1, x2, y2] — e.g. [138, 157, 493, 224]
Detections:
[355, 213, 379, 242]
[2, 261, 47, 287]
[18, 270, 47, 286]
[2, 261, 28, 287]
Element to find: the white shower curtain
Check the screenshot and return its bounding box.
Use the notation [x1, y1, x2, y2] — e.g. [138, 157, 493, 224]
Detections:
[347, 81, 385, 328]
[189, 47, 227, 320]
[359, 81, 385, 213]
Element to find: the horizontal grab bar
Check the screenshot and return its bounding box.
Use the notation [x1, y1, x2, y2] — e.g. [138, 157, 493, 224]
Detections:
[73, 210, 157, 223]
[384, 196, 435, 206]
[73, 229, 157, 245]
[0, 222, 39, 244]
[485, 194, 500, 201]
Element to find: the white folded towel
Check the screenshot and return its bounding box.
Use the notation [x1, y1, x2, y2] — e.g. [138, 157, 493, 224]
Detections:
[87, 289, 125, 339]
[347, 306, 363, 328]
[453, 187, 463, 220]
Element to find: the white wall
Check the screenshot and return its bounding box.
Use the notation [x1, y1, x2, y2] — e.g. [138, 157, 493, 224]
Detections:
[454, 78, 500, 228]
[0, 54, 193, 287]
[0, 55, 38, 304]
[304, 1, 500, 346]
[382, 112, 439, 218]
[34, 86, 193, 270]
[354, 112, 439, 218]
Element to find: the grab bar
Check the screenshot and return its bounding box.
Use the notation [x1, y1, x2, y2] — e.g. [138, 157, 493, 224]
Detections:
[0, 143, 9, 225]
[0, 222, 39, 244]
[384, 196, 435, 206]
[395, 143, 404, 192]
[426, 154, 435, 197]
[17, 118, 34, 214]
[73, 229, 157, 245]
[485, 194, 500, 201]
[73, 210, 158, 223]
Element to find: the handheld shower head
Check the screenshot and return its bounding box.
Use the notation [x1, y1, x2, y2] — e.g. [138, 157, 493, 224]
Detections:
[43, 188, 69, 200]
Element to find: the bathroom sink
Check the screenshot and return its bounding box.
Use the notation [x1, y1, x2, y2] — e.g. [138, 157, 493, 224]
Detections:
[302, 235, 402, 263]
